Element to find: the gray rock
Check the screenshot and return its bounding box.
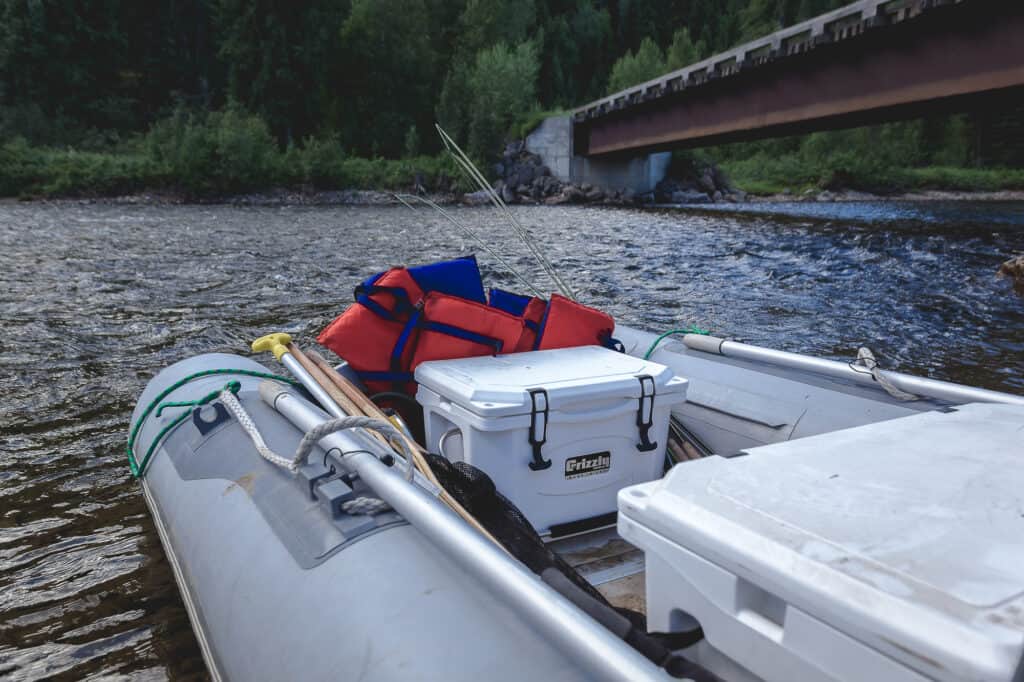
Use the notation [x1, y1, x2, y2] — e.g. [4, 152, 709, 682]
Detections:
[670, 190, 710, 204]
[584, 188, 605, 202]
[505, 140, 524, 156]
[622, 188, 637, 204]
[500, 184, 516, 204]
[493, 163, 505, 178]
[697, 169, 716, 194]
[712, 190, 723, 202]
[463, 190, 491, 206]
[997, 255, 1024, 295]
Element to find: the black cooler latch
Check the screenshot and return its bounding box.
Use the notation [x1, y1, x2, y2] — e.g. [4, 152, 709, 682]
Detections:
[527, 388, 552, 471]
[636, 375, 658, 452]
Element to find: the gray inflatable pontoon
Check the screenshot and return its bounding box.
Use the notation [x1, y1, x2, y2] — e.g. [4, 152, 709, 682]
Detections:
[130, 326, 1024, 681]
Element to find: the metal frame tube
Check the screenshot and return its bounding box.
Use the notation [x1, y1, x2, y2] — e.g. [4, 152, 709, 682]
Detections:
[279, 353, 348, 418]
[261, 384, 668, 682]
[683, 334, 1024, 406]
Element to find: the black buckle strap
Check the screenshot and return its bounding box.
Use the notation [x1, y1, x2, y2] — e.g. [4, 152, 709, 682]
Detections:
[527, 388, 552, 471]
[636, 375, 658, 452]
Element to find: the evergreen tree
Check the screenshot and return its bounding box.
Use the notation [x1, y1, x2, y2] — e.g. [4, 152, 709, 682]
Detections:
[606, 37, 664, 93]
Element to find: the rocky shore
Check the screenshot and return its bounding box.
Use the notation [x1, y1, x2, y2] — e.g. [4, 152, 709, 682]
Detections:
[465, 140, 745, 207]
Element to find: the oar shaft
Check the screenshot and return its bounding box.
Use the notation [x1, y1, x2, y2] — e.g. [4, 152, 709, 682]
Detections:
[287, 343, 364, 416]
[279, 353, 347, 417]
[263, 384, 665, 682]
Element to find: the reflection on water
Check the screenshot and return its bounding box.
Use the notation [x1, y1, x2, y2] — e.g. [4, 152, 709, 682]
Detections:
[0, 200, 1021, 679]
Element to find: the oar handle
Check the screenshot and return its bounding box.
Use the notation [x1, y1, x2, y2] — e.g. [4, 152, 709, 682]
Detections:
[251, 332, 293, 361]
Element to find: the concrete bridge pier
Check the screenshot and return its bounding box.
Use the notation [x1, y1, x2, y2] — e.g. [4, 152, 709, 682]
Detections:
[525, 115, 670, 195]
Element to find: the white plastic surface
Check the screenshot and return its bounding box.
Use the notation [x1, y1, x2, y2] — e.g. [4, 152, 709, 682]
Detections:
[415, 347, 688, 533]
[619, 403, 1024, 682]
[414, 346, 686, 418]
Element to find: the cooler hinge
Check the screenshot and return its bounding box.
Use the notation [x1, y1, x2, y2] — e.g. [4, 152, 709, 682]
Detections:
[527, 388, 552, 471]
[636, 375, 658, 452]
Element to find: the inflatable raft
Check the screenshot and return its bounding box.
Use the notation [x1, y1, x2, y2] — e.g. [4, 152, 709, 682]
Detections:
[129, 325, 1024, 681]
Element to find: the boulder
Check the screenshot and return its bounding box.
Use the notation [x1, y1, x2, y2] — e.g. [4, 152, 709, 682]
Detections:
[463, 190, 491, 206]
[584, 187, 605, 202]
[712, 190, 723, 202]
[697, 168, 716, 194]
[670, 190, 710, 204]
[504, 140, 525, 156]
[997, 255, 1024, 295]
[500, 184, 517, 204]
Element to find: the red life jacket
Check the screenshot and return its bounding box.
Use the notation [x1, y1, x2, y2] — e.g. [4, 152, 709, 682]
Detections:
[410, 292, 526, 367]
[317, 267, 423, 393]
[534, 293, 616, 350]
[514, 297, 548, 352]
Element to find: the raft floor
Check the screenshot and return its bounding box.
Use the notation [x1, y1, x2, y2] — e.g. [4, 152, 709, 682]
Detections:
[549, 527, 647, 615]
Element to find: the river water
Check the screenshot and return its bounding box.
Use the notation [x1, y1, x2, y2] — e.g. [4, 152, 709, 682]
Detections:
[1, 200, 1021, 679]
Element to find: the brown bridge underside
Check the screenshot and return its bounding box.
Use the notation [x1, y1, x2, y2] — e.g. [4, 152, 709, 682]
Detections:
[576, 1, 1024, 156]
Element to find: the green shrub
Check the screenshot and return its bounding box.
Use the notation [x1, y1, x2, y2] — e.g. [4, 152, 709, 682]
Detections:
[145, 107, 281, 195]
[466, 41, 540, 161]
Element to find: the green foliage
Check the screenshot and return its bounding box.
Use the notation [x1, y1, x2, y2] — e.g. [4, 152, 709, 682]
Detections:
[404, 126, 421, 158]
[0, 137, 155, 198]
[0, 0, 1018, 197]
[511, 108, 567, 141]
[144, 107, 281, 195]
[466, 41, 541, 161]
[606, 38, 664, 93]
[337, 0, 435, 158]
[717, 119, 1024, 195]
[666, 28, 701, 71]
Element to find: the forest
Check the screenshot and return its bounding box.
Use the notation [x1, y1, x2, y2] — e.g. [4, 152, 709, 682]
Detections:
[1, 0, 1020, 198]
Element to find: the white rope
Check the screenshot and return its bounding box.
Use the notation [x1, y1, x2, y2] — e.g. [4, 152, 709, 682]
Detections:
[293, 416, 417, 481]
[220, 390, 298, 471]
[852, 347, 920, 401]
[220, 392, 401, 515]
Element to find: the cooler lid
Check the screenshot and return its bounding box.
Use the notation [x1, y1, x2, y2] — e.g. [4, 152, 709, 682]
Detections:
[620, 403, 1024, 681]
[414, 346, 686, 418]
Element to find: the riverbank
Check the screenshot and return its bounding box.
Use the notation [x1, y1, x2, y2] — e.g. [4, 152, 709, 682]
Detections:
[8, 186, 1024, 208]
[4, 131, 1024, 206]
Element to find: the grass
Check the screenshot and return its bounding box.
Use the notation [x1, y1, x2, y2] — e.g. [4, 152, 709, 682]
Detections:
[722, 153, 1024, 196]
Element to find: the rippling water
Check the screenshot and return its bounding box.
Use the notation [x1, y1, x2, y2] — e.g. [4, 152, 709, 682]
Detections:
[1, 200, 1021, 679]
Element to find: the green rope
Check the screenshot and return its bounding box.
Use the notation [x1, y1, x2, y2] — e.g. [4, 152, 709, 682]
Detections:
[127, 369, 300, 479]
[643, 326, 710, 360]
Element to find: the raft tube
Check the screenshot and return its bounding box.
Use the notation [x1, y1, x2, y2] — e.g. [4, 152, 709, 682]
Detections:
[131, 353, 601, 682]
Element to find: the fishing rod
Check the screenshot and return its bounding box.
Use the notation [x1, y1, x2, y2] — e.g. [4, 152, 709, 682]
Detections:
[435, 125, 578, 301]
[393, 193, 546, 298]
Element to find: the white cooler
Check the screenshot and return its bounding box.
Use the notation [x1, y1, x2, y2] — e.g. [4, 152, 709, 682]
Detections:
[618, 403, 1024, 682]
[415, 346, 688, 535]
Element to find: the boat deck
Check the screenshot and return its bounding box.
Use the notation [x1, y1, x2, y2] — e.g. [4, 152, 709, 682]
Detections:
[550, 527, 647, 615]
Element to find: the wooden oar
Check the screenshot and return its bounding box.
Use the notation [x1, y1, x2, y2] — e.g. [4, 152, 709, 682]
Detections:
[286, 343, 365, 420]
[303, 348, 507, 552]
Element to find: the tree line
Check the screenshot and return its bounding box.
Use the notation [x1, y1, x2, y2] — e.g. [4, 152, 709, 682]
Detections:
[1, 0, 1018, 197]
[0, 0, 849, 158]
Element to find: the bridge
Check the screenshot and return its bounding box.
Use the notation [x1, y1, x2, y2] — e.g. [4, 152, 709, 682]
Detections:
[526, 0, 1024, 191]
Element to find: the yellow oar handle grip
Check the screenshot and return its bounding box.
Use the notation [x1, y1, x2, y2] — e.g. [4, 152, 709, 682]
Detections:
[251, 332, 293, 361]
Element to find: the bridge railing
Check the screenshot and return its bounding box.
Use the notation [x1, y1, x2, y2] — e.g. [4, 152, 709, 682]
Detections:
[575, 0, 960, 122]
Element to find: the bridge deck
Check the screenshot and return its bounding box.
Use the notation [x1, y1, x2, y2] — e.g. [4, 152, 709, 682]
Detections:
[574, 0, 1024, 155]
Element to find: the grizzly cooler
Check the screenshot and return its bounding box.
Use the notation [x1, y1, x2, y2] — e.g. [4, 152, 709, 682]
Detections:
[415, 346, 688, 535]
